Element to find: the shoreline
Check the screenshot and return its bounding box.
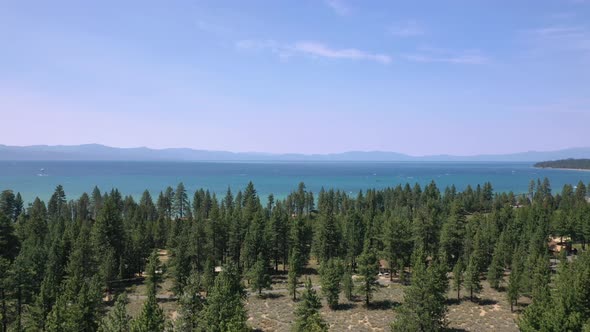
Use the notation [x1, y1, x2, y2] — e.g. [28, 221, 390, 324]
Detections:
[535, 167, 590, 172]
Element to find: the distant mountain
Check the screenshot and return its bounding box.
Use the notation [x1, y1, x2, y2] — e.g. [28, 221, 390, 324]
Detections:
[0, 144, 589, 162]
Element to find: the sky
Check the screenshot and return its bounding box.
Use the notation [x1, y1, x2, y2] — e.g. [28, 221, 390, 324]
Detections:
[1, 0, 589, 156]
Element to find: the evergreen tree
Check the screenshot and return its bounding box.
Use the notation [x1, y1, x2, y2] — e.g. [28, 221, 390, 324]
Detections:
[357, 247, 378, 307]
[518, 255, 552, 331]
[200, 263, 248, 332]
[174, 182, 189, 219]
[131, 251, 165, 332]
[130, 290, 166, 332]
[319, 258, 344, 309]
[391, 250, 448, 332]
[464, 253, 482, 302]
[293, 279, 327, 332]
[382, 210, 412, 279]
[342, 268, 354, 302]
[100, 293, 131, 332]
[452, 259, 464, 301]
[201, 258, 216, 296]
[487, 244, 504, 290]
[507, 251, 522, 312]
[288, 247, 302, 301]
[248, 253, 272, 296]
[314, 192, 341, 263]
[174, 272, 203, 332]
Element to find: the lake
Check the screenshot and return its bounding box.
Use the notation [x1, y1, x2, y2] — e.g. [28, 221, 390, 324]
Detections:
[1, 161, 590, 204]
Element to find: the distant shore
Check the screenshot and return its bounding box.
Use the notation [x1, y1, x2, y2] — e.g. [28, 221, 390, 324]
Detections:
[535, 166, 590, 172]
[533, 159, 590, 171]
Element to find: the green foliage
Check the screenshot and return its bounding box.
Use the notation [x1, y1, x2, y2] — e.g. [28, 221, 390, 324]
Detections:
[129, 249, 166, 332]
[382, 209, 412, 277]
[288, 247, 301, 301]
[487, 239, 505, 290]
[507, 249, 523, 312]
[3, 177, 590, 331]
[518, 254, 552, 331]
[452, 259, 464, 301]
[248, 253, 272, 296]
[130, 291, 166, 332]
[293, 279, 328, 332]
[319, 258, 344, 309]
[464, 253, 482, 302]
[342, 268, 354, 301]
[200, 263, 248, 332]
[535, 158, 590, 170]
[357, 247, 379, 307]
[392, 250, 448, 332]
[100, 293, 131, 332]
[174, 272, 203, 332]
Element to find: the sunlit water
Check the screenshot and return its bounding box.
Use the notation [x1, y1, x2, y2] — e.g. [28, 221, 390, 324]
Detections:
[2, 161, 589, 204]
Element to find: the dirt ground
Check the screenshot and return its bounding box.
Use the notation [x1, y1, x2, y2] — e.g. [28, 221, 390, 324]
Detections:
[114, 252, 524, 331]
[246, 275, 522, 332]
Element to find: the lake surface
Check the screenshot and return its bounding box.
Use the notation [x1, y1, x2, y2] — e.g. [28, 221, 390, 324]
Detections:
[2, 161, 590, 204]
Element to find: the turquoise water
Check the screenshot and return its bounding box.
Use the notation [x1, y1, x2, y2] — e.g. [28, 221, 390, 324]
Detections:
[1, 161, 590, 204]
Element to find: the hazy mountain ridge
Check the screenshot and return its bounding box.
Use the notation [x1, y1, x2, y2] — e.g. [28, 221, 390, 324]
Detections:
[1, 144, 589, 162]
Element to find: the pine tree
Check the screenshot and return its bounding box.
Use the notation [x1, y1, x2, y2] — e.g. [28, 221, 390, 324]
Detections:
[174, 272, 203, 332]
[131, 251, 165, 332]
[248, 253, 272, 296]
[487, 244, 504, 291]
[293, 279, 327, 332]
[200, 263, 248, 332]
[100, 293, 131, 332]
[357, 247, 378, 307]
[464, 253, 482, 302]
[452, 259, 464, 301]
[130, 290, 166, 332]
[518, 255, 552, 331]
[319, 258, 344, 309]
[174, 182, 189, 219]
[315, 193, 340, 263]
[287, 247, 301, 301]
[201, 258, 215, 296]
[507, 252, 522, 312]
[391, 250, 448, 331]
[342, 267, 354, 302]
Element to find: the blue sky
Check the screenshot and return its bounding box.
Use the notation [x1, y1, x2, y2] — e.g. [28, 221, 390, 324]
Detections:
[1, 0, 589, 155]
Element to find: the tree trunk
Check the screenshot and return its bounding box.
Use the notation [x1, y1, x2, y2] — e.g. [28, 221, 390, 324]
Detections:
[457, 287, 460, 301]
[510, 301, 513, 312]
[470, 287, 473, 301]
[1, 288, 7, 332]
[17, 286, 22, 332]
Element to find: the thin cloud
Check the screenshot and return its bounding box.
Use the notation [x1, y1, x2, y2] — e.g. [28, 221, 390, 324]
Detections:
[293, 41, 391, 64]
[403, 47, 489, 65]
[324, 0, 351, 16]
[236, 39, 391, 64]
[525, 25, 590, 52]
[389, 20, 425, 37]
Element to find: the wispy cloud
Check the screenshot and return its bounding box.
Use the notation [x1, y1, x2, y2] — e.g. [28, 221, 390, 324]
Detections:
[324, 0, 351, 16]
[236, 39, 392, 64]
[389, 20, 425, 37]
[514, 100, 590, 116]
[403, 47, 489, 65]
[525, 25, 590, 53]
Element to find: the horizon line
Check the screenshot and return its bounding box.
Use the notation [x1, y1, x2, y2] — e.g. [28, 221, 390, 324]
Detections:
[2, 143, 590, 158]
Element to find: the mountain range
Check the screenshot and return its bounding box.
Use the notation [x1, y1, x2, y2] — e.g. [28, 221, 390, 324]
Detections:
[1, 144, 589, 162]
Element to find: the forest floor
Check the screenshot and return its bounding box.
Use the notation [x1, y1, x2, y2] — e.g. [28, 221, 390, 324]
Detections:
[116, 251, 524, 331]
